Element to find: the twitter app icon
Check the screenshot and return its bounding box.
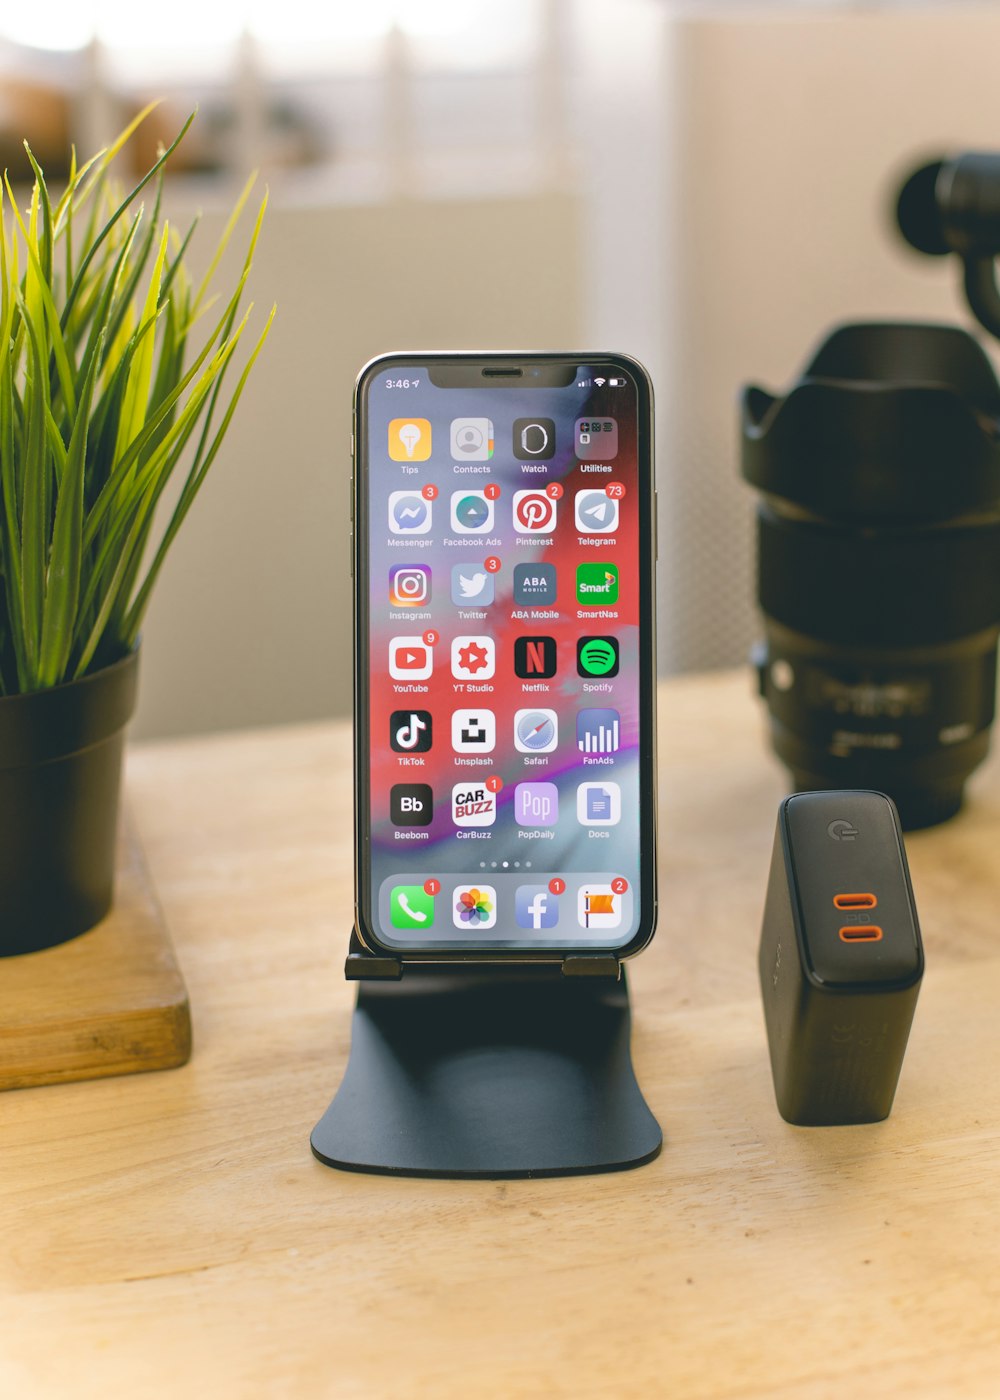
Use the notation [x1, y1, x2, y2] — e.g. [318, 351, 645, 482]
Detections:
[451, 564, 495, 606]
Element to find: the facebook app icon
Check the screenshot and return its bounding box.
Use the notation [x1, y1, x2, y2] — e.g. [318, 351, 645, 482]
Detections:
[515, 884, 560, 930]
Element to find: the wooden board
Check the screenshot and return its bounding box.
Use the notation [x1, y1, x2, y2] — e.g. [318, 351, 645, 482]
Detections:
[0, 812, 191, 1090]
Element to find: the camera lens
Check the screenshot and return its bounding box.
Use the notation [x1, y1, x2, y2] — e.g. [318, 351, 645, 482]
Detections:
[742, 322, 1000, 828]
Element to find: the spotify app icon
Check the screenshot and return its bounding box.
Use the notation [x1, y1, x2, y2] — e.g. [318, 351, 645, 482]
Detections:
[577, 636, 619, 678]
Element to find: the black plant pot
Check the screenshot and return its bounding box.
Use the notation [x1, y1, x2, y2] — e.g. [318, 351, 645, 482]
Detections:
[0, 648, 139, 957]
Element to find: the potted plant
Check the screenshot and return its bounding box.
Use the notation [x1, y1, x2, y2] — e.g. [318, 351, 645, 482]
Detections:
[0, 107, 273, 956]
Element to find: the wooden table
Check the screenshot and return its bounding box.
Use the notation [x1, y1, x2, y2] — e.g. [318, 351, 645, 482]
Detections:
[4, 670, 1000, 1398]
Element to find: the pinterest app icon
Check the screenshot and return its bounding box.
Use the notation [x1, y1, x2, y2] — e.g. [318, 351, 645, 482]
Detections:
[513, 490, 557, 533]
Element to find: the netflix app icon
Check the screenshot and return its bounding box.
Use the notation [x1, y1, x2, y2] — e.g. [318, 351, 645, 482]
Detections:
[513, 636, 557, 680]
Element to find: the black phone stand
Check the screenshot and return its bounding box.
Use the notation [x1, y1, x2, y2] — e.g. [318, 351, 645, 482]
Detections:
[310, 938, 662, 1179]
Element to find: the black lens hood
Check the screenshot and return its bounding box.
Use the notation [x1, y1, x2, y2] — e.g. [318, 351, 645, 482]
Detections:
[742, 322, 1000, 523]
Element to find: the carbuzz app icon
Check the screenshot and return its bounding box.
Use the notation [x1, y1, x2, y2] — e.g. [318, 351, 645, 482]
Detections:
[389, 564, 431, 607]
[388, 490, 432, 534]
[450, 490, 495, 534]
[452, 884, 497, 929]
[515, 884, 559, 930]
[452, 782, 497, 827]
[390, 884, 435, 928]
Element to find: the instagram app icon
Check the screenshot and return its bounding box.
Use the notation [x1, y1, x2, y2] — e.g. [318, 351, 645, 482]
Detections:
[390, 565, 431, 607]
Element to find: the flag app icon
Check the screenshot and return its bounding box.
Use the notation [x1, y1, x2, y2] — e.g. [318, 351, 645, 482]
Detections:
[578, 883, 622, 929]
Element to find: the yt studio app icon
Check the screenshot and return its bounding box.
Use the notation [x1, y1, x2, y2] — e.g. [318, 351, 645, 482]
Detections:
[451, 635, 495, 680]
[452, 709, 496, 754]
[390, 783, 433, 826]
[513, 563, 557, 607]
[514, 782, 559, 827]
[389, 565, 431, 607]
[391, 710, 433, 753]
[513, 490, 557, 533]
[450, 490, 495, 533]
[512, 418, 556, 461]
[577, 781, 621, 825]
[515, 885, 560, 930]
[450, 418, 494, 461]
[451, 564, 495, 607]
[575, 489, 619, 534]
[389, 635, 433, 680]
[388, 490, 432, 534]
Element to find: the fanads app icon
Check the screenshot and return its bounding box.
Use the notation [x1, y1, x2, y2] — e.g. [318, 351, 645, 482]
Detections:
[514, 782, 559, 827]
[451, 635, 495, 680]
[390, 710, 432, 753]
[451, 709, 496, 754]
[390, 884, 435, 928]
[451, 564, 495, 606]
[577, 708, 621, 754]
[577, 781, 621, 826]
[388, 490, 432, 534]
[577, 636, 619, 677]
[575, 489, 619, 533]
[450, 418, 494, 461]
[513, 489, 557, 533]
[515, 884, 559, 930]
[578, 884, 622, 929]
[389, 564, 431, 607]
[388, 419, 431, 461]
[576, 562, 619, 606]
[513, 563, 557, 607]
[452, 884, 497, 929]
[451, 782, 497, 827]
[389, 635, 433, 680]
[450, 490, 495, 533]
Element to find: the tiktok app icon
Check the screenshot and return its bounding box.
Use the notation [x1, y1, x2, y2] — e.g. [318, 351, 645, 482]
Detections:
[390, 710, 433, 753]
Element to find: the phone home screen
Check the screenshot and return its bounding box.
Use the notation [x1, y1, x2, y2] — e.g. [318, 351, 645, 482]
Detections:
[357, 357, 654, 953]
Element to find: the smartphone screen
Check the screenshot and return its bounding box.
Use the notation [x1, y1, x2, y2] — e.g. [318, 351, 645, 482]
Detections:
[354, 354, 656, 956]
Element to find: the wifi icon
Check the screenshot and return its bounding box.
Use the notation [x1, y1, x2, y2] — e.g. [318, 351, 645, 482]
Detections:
[594, 377, 606, 387]
[577, 636, 620, 678]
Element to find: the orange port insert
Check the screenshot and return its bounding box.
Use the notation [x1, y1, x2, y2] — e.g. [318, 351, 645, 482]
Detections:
[839, 925, 883, 943]
[833, 892, 877, 910]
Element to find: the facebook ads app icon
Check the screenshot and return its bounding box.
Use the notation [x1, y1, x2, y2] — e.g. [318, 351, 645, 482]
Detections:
[515, 885, 559, 930]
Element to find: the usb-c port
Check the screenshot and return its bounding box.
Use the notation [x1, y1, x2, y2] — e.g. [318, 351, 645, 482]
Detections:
[839, 925, 883, 943]
[833, 892, 877, 910]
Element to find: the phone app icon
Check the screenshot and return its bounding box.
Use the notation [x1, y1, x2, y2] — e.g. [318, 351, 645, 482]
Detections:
[389, 635, 433, 680]
[451, 635, 495, 680]
[388, 419, 432, 461]
[574, 417, 618, 461]
[451, 782, 497, 827]
[452, 883, 497, 929]
[388, 490, 432, 534]
[514, 636, 557, 679]
[575, 489, 619, 533]
[390, 783, 433, 825]
[514, 782, 559, 826]
[451, 564, 495, 606]
[450, 490, 495, 533]
[576, 563, 619, 606]
[577, 781, 621, 826]
[577, 636, 619, 678]
[389, 564, 431, 607]
[578, 883, 622, 929]
[390, 710, 432, 753]
[577, 708, 620, 754]
[451, 708, 496, 754]
[390, 884, 435, 928]
[515, 884, 560, 930]
[450, 418, 494, 461]
[512, 418, 556, 461]
[513, 563, 557, 607]
[514, 708, 558, 753]
[513, 490, 557, 533]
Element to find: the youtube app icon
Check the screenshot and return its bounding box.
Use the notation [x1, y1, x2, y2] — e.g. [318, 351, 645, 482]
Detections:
[389, 635, 433, 680]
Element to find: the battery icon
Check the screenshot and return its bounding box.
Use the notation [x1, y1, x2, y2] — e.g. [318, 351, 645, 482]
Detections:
[608, 377, 626, 386]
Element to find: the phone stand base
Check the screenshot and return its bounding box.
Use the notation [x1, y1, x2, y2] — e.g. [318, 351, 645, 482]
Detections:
[310, 964, 662, 1179]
